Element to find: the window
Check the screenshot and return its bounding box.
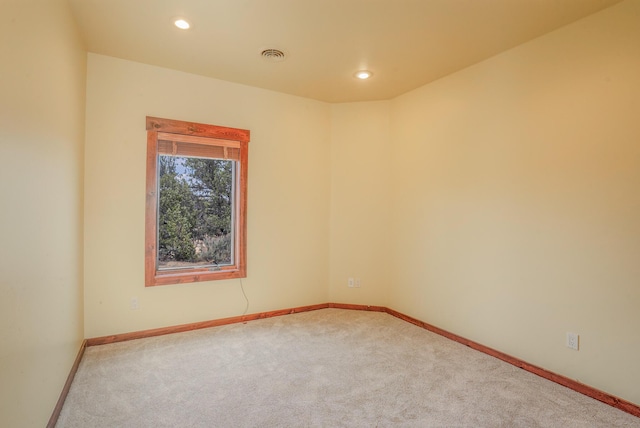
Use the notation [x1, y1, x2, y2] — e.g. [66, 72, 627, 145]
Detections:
[145, 117, 249, 286]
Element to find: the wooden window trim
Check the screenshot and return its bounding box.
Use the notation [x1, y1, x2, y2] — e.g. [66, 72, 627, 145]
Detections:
[145, 117, 249, 286]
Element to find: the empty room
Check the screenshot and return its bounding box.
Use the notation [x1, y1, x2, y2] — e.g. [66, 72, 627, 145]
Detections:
[1, 0, 639, 426]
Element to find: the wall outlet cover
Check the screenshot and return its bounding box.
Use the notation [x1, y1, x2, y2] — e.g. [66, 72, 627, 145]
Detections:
[566, 332, 579, 350]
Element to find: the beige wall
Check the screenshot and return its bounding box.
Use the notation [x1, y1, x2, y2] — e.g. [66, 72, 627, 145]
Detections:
[84, 54, 331, 338]
[389, 0, 640, 405]
[0, 0, 86, 426]
[2, 0, 639, 423]
[329, 102, 391, 306]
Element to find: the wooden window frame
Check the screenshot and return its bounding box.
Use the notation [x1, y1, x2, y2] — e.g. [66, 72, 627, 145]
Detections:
[145, 116, 250, 286]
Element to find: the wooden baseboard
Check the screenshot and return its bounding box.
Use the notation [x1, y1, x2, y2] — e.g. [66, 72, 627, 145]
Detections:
[329, 302, 387, 312]
[80, 302, 639, 419]
[46, 339, 87, 428]
[86, 303, 331, 346]
[383, 307, 640, 419]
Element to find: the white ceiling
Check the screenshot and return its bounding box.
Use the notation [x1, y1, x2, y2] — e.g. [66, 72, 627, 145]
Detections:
[69, 0, 622, 103]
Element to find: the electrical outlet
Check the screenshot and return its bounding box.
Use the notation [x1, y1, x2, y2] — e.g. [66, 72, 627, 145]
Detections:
[348, 278, 354, 288]
[566, 332, 579, 350]
[130, 297, 139, 310]
[355, 278, 361, 288]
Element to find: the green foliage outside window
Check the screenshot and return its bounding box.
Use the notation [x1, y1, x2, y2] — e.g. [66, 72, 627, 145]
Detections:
[158, 156, 233, 267]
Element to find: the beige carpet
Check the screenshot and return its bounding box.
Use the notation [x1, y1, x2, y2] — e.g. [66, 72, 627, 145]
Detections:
[57, 309, 640, 427]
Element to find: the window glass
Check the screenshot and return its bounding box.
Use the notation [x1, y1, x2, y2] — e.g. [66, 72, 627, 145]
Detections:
[157, 156, 235, 270]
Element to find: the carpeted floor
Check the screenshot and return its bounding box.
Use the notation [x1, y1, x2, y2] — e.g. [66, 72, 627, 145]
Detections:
[57, 309, 640, 427]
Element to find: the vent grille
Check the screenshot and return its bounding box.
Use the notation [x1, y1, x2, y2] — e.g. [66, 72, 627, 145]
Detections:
[261, 48, 286, 62]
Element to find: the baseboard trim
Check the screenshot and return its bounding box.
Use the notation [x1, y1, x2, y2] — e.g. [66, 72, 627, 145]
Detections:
[329, 302, 387, 312]
[46, 339, 87, 428]
[81, 302, 639, 419]
[383, 307, 640, 418]
[86, 303, 331, 346]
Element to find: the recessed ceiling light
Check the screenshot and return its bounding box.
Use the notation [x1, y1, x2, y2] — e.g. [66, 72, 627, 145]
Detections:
[355, 70, 373, 80]
[174, 19, 191, 30]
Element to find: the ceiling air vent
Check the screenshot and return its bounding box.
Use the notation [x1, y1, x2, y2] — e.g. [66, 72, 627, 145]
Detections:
[261, 48, 286, 62]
